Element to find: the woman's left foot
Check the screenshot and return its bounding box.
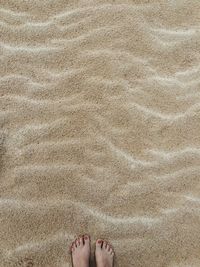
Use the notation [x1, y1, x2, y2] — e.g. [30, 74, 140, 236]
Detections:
[71, 234, 90, 267]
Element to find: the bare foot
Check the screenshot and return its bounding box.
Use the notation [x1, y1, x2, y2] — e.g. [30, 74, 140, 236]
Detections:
[71, 234, 90, 267]
[95, 239, 114, 267]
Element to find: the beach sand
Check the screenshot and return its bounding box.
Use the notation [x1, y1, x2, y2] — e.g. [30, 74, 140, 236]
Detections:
[1, 1, 200, 266]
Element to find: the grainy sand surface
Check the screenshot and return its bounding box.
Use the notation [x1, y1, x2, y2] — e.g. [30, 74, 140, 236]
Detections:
[1, 1, 200, 266]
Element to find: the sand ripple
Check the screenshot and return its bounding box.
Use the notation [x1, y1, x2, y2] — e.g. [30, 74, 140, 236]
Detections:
[1, 1, 200, 266]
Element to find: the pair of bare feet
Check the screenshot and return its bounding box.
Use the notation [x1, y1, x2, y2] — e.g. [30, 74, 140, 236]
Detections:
[70, 234, 114, 267]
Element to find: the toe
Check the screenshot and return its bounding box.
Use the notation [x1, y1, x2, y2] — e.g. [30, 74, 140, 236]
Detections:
[79, 236, 83, 246]
[83, 234, 90, 245]
[109, 247, 114, 254]
[103, 240, 107, 249]
[107, 244, 111, 252]
[71, 242, 75, 252]
[109, 245, 114, 255]
[107, 243, 112, 252]
[96, 239, 103, 249]
[75, 238, 79, 247]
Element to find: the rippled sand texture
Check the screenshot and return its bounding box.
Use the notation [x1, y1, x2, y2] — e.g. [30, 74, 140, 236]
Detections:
[1, 0, 200, 266]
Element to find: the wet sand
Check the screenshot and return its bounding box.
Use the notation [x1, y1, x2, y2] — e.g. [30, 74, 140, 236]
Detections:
[1, 1, 200, 266]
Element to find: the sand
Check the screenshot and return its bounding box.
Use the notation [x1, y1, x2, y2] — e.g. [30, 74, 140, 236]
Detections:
[1, 0, 200, 266]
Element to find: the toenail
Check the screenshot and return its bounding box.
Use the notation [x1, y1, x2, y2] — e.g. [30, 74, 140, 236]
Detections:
[84, 236, 88, 240]
[98, 240, 102, 244]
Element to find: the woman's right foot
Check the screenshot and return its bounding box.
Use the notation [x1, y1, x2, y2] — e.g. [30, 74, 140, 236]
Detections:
[95, 239, 114, 267]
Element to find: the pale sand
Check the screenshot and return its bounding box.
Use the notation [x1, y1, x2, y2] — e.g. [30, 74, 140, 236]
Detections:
[1, 0, 200, 266]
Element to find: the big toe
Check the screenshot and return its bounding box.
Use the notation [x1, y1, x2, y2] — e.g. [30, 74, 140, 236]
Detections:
[83, 234, 90, 245]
